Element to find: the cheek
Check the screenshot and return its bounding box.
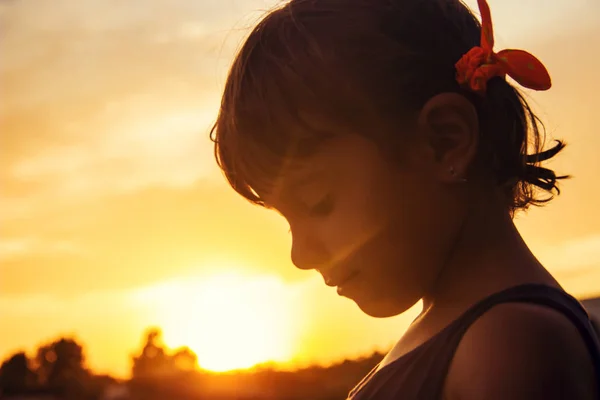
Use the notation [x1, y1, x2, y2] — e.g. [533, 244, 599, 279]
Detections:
[377, 177, 453, 271]
[342, 175, 455, 306]
[308, 189, 400, 269]
[374, 185, 460, 296]
[307, 212, 370, 265]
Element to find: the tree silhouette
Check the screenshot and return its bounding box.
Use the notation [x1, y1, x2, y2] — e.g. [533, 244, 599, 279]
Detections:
[34, 337, 92, 398]
[131, 328, 199, 378]
[0, 352, 35, 394]
[128, 328, 203, 400]
[172, 347, 198, 372]
[131, 328, 172, 378]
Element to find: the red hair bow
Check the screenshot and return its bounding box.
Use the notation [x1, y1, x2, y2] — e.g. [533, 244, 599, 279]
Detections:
[455, 0, 552, 94]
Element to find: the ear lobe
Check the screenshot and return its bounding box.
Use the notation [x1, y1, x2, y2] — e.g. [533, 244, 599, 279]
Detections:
[417, 92, 479, 183]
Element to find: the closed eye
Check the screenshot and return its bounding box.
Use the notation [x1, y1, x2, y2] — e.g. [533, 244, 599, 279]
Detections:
[307, 194, 334, 217]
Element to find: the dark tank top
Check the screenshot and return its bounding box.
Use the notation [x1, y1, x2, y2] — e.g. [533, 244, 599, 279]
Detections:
[348, 284, 600, 399]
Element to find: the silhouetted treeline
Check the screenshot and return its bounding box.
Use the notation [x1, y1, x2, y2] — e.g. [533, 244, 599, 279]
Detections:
[0, 328, 383, 400]
[0, 337, 114, 400]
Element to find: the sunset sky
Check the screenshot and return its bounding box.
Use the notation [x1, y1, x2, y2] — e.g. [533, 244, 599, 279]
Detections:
[1, 0, 600, 378]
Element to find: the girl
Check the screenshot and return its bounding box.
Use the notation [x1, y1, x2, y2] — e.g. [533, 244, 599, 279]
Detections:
[211, 0, 600, 398]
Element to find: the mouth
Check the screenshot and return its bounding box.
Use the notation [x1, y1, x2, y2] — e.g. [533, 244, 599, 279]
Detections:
[323, 269, 360, 289]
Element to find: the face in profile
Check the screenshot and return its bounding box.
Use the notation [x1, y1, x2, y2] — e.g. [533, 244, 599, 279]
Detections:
[263, 133, 466, 318]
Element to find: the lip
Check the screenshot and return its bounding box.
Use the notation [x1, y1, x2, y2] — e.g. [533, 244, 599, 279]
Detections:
[322, 269, 360, 288]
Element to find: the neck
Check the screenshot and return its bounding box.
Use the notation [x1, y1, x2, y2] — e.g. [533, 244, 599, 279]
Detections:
[421, 191, 557, 313]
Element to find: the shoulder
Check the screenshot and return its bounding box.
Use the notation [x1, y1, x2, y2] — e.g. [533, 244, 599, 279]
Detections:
[443, 302, 598, 400]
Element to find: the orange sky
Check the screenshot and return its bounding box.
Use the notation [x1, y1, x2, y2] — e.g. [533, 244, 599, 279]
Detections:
[1, 0, 600, 378]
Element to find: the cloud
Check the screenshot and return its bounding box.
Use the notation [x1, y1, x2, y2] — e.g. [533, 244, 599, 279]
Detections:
[0, 239, 32, 259]
[8, 105, 220, 197]
[0, 0, 289, 300]
[530, 233, 600, 298]
[0, 238, 82, 261]
[0, 181, 295, 298]
[462, 0, 599, 45]
[0, 0, 279, 213]
[538, 234, 600, 273]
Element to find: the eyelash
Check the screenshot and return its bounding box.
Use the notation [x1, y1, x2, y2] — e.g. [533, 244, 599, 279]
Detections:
[307, 194, 334, 217]
[280, 194, 334, 234]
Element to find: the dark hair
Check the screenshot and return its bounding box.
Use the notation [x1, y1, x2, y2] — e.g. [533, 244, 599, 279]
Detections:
[211, 0, 568, 214]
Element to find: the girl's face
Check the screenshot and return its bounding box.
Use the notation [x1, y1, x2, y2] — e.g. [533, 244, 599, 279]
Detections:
[264, 132, 467, 318]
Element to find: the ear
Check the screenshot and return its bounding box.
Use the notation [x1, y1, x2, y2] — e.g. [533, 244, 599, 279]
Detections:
[417, 93, 479, 183]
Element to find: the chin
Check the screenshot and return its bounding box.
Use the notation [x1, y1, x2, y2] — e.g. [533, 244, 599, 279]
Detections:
[352, 294, 415, 318]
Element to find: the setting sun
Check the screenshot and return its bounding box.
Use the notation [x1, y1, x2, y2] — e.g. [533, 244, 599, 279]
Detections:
[134, 272, 297, 372]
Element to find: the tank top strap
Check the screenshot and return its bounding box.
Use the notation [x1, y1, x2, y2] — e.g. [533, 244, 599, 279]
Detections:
[423, 284, 600, 398]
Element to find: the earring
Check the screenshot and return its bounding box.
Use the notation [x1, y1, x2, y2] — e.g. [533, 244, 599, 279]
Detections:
[450, 166, 468, 183]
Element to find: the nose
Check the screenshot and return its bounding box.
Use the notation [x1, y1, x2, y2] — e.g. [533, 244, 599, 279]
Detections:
[290, 229, 330, 271]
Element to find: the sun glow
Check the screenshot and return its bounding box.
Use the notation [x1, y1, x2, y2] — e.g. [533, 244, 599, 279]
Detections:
[139, 272, 296, 372]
